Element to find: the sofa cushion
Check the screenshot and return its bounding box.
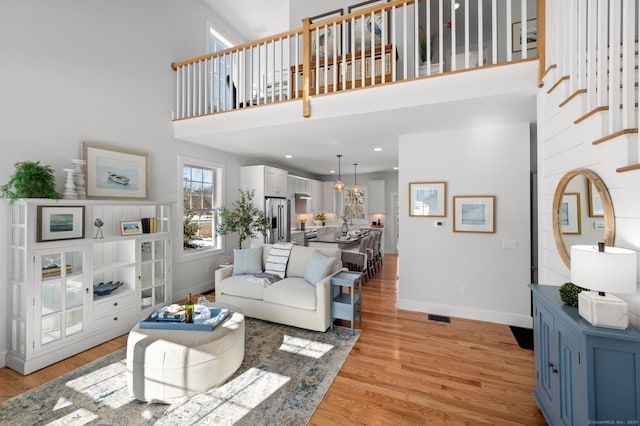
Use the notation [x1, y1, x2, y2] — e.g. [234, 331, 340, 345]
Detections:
[264, 242, 293, 278]
[217, 275, 264, 300]
[304, 250, 336, 286]
[285, 245, 342, 278]
[232, 246, 263, 276]
[262, 278, 316, 310]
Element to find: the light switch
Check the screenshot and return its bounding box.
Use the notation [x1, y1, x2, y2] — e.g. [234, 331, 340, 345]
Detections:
[434, 219, 445, 228]
[502, 239, 518, 249]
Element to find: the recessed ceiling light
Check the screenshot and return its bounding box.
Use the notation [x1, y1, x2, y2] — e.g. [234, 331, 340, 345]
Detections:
[393, 166, 399, 170]
[374, 147, 382, 152]
[330, 170, 336, 174]
[285, 154, 292, 159]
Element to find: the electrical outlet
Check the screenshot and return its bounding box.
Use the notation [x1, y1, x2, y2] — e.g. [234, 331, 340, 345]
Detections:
[434, 219, 445, 228]
[461, 286, 469, 296]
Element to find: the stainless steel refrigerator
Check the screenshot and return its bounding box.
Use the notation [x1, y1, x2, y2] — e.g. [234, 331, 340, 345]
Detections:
[265, 197, 291, 243]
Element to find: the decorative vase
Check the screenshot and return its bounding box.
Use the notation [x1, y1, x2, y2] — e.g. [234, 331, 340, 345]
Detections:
[341, 222, 348, 235]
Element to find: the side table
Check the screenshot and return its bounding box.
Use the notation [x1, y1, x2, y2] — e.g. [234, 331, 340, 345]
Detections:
[330, 270, 363, 335]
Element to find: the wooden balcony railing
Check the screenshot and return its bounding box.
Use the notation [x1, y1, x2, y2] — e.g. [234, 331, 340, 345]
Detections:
[172, 0, 543, 120]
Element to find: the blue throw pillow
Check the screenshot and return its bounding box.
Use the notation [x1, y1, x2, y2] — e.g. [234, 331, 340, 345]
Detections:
[232, 246, 263, 276]
[304, 250, 336, 286]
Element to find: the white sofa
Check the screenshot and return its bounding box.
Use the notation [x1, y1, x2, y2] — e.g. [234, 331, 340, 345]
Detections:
[214, 244, 342, 332]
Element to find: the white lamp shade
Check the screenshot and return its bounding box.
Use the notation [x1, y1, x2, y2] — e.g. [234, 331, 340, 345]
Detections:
[570, 245, 638, 294]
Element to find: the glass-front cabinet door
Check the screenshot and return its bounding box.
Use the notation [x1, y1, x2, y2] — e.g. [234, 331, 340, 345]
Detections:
[140, 238, 168, 312]
[35, 248, 88, 349]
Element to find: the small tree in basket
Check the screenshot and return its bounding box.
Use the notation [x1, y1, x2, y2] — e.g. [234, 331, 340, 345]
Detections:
[216, 189, 268, 249]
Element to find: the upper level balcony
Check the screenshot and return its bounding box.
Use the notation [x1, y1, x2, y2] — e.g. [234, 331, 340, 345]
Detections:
[172, 0, 542, 172]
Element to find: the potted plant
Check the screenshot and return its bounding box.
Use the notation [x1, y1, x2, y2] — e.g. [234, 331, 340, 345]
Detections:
[1, 161, 62, 204]
[216, 189, 268, 249]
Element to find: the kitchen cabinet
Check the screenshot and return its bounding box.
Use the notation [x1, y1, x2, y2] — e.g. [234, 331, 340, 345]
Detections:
[322, 181, 343, 214]
[367, 180, 386, 214]
[241, 165, 288, 199]
[530, 284, 640, 425]
[4, 199, 172, 374]
[310, 179, 323, 213]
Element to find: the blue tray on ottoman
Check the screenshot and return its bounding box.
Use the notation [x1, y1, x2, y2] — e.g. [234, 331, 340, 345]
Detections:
[139, 307, 231, 331]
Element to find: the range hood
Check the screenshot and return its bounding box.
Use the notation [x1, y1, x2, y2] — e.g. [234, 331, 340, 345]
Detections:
[294, 193, 312, 200]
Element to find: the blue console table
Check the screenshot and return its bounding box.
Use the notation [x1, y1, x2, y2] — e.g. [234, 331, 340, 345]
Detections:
[330, 271, 362, 335]
[529, 284, 640, 425]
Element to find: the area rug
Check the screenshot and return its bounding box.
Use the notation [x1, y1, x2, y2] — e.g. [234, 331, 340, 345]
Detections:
[0, 318, 360, 425]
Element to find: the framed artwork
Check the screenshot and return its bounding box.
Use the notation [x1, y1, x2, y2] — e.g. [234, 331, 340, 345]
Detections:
[83, 142, 149, 200]
[409, 182, 446, 217]
[311, 9, 343, 61]
[587, 181, 603, 217]
[512, 18, 537, 52]
[120, 220, 143, 236]
[348, 0, 389, 52]
[453, 196, 496, 233]
[37, 206, 85, 242]
[561, 192, 581, 234]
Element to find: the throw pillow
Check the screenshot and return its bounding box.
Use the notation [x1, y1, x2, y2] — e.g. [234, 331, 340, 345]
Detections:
[232, 246, 263, 276]
[265, 242, 294, 278]
[304, 250, 336, 286]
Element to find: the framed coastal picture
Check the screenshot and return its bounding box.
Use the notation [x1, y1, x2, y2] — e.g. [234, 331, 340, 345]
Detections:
[512, 18, 537, 52]
[587, 181, 603, 217]
[37, 205, 85, 242]
[453, 196, 496, 233]
[348, 0, 389, 51]
[83, 142, 149, 200]
[409, 181, 446, 217]
[120, 220, 143, 236]
[311, 8, 343, 61]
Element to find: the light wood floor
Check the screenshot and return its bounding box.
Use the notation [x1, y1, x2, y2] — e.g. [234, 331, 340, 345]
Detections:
[0, 254, 545, 425]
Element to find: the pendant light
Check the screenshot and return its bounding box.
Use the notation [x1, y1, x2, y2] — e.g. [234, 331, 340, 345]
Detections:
[334, 154, 346, 192]
[351, 163, 360, 194]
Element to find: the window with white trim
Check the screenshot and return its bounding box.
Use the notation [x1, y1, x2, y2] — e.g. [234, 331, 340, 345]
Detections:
[179, 156, 224, 259]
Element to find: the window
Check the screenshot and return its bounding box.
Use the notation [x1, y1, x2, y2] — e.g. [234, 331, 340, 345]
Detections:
[209, 27, 234, 111]
[179, 156, 224, 260]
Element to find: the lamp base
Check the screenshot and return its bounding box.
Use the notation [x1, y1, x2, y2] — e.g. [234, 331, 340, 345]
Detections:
[578, 291, 629, 329]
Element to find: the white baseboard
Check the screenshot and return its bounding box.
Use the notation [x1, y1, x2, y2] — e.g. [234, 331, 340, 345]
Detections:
[398, 298, 533, 328]
[172, 279, 215, 303]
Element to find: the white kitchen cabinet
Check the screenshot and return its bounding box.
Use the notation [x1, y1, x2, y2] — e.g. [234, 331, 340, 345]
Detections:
[368, 180, 386, 214]
[241, 165, 288, 200]
[4, 199, 172, 374]
[322, 181, 343, 214]
[310, 179, 323, 213]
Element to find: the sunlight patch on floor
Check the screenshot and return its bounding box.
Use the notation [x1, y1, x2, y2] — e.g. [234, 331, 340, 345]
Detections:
[65, 360, 132, 409]
[279, 334, 334, 359]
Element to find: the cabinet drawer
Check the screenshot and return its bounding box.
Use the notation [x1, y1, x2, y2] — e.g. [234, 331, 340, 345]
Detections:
[93, 293, 134, 318]
[92, 309, 136, 334]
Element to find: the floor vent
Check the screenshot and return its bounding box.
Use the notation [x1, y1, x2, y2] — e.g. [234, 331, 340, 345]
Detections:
[428, 314, 451, 323]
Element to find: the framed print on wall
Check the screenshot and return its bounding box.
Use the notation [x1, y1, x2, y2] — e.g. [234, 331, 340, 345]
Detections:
[37, 206, 85, 242]
[512, 18, 537, 52]
[587, 181, 603, 217]
[453, 196, 495, 233]
[409, 181, 446, 217]
[83, 142, 149, 200]
[348, 0, 389, 51]
[561, 192, 581, 234]
[311, 8, 344, 61]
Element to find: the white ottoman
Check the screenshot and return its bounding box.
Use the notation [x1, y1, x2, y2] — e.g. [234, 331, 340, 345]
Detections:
[126, 307, 244, 404]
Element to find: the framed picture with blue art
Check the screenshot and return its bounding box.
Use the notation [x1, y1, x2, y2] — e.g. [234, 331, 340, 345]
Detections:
[37, 205, 85, 242]
[83, 141, 149, 200]
[311, 8, 344, 61]
[348, 0, 389, 52]
[453, 195, 496, 233]
[561, 192, 581, 234]
[409, 181, 446, 217]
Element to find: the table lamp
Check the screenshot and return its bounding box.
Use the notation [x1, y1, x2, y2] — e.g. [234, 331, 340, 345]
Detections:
[570, 244, 637, 329]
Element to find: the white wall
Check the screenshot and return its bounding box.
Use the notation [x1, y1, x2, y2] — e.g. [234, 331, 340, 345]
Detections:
[538, 71, 640, 328]
[398, 122, 533, 327]
[0, 0, 248, 365]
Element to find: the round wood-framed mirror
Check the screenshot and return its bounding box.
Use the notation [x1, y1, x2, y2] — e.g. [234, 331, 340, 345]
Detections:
[552, 168, 615, 268]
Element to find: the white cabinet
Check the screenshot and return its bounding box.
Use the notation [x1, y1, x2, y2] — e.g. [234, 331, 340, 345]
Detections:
[241, 165, 288, 200]
[368, 180, 386, 214]
[4, 199, 172, 374]
[310, 179, 323, 213]
[322, 181, 343, 214]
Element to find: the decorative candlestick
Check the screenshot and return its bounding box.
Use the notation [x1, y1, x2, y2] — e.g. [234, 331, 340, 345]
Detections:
[71, 159, 86, 199]
[62, 168, 78, 199]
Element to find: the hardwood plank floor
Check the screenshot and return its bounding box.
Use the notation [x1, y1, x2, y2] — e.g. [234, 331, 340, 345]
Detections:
[0, 254, 545, 425]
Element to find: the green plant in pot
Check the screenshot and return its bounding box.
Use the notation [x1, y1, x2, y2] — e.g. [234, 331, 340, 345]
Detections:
[559, 282, 589, 307]
[1, 161, 61, 204]
[216, 189, 268, 249]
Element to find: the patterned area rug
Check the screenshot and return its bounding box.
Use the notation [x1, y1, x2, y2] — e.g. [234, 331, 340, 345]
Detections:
[0, 318, 360, 425]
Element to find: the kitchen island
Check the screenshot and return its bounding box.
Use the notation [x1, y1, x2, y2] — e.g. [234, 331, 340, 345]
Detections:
[307, 230, 365, 250]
